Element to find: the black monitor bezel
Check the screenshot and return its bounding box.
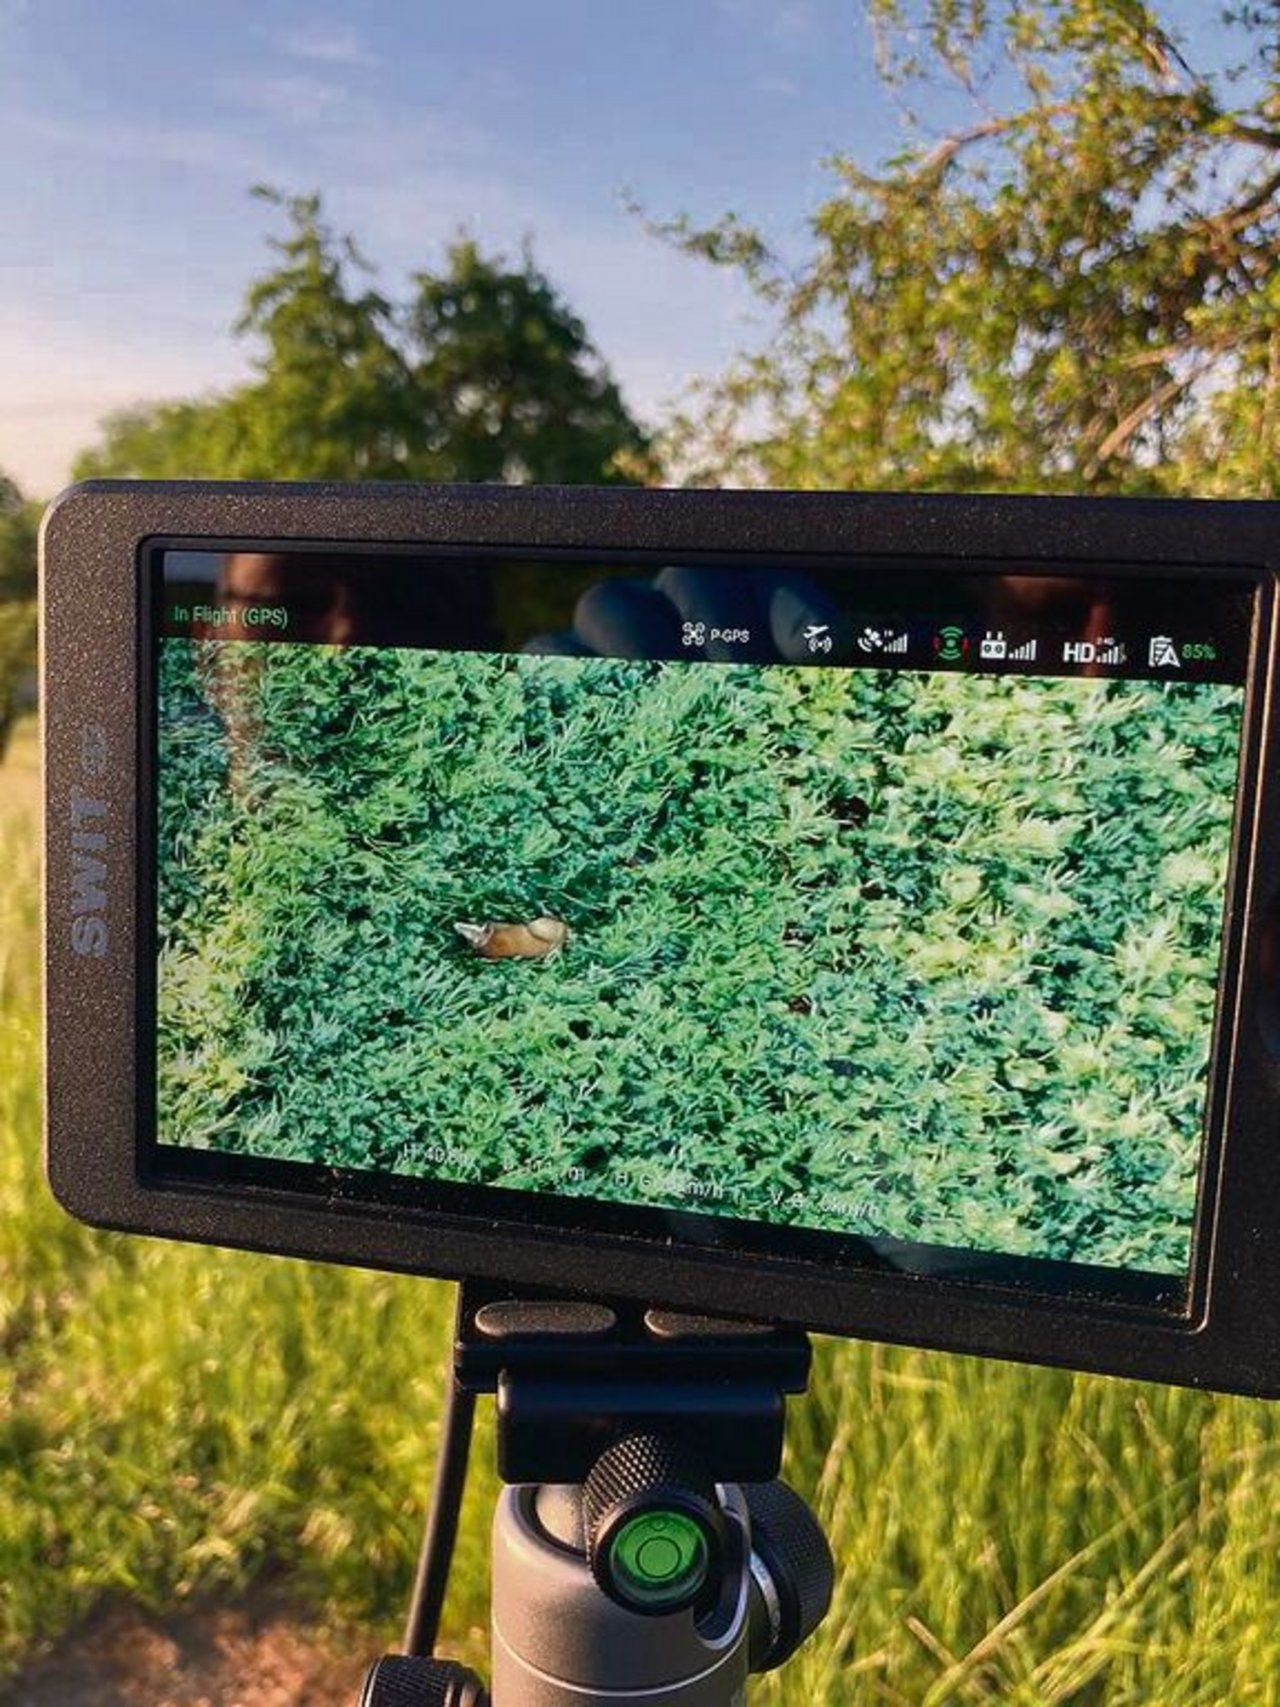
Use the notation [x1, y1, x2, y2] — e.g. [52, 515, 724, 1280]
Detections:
[41, 480, 1280, 1396]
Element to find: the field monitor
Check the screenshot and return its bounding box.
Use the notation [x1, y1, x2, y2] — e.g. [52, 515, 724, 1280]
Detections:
[40, 481, 1280, 1396]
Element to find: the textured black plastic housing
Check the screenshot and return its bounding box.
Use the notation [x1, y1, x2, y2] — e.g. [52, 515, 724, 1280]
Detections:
[40, 480, 1280, 1397]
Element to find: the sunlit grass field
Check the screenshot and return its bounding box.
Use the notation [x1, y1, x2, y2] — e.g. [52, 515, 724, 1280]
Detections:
[3, 711, 1280, 1700]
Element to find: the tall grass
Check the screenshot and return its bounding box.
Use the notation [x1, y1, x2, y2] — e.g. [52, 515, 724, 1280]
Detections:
[775, 1349, 1280, 1704]
[2, 713, 1280, 1699]
[0, 718, 495, 1668]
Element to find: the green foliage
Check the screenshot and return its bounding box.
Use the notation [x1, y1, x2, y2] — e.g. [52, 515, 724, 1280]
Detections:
[156, 643, 1237, 1274]
[75, 190, 652, 486]
[772, 1340, 1280, 1705]
[15, 14, 1280, 1696]
[0, 473, 38, 603]
[407, 236, 654, 483]
[0, 472, 38, 757]
[658, 2, 1279, 496]
[0, 601, 36, 761]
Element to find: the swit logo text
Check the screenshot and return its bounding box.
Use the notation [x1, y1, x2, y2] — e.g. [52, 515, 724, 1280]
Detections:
[70, 724, 110, 957]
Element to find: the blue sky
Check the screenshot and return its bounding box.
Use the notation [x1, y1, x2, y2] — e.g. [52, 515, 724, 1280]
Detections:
[0, 0, 1237, 494]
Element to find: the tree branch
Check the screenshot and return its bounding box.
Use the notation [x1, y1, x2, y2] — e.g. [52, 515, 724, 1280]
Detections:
[1083, 364, 1213, 478]
[904, 105, 1074, 181]
[1221, 120, 1280, 151]
[1214, 167, 1280, 230]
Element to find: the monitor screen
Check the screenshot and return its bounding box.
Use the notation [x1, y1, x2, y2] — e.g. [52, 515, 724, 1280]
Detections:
[148, 547, 1254, 1313]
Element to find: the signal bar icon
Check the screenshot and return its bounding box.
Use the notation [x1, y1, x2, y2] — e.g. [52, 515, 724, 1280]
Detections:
[1062, 637, 1127, 666]
[857, 626, 909, 654]
[983, 630, 1039, 662]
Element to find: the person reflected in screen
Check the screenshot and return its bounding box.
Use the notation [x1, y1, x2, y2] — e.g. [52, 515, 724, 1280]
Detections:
[525, 564, 844, 664]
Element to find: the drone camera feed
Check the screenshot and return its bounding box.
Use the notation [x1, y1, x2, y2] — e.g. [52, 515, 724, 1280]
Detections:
[149, 544, 1253, 1315]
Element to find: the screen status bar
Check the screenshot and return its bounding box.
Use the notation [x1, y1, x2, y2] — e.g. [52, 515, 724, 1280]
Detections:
[156, 550, 1254, 688]
[688, 614, 1225, 679]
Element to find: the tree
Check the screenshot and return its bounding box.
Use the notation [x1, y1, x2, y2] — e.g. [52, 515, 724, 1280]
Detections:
[405, 237, 651, 484]
[0, 474, 37, 603]
[0, 471, 38, 757]
[76, 191, 652, 486]
[656, 1, 1279, 497]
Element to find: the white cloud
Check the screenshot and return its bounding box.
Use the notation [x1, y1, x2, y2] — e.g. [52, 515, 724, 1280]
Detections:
[7, 107, 272, 180]
[776, 2, 817, 37]
[272, 22, 376, 66]
[218, 72, 350, 126]
[716, 0, 817, 42]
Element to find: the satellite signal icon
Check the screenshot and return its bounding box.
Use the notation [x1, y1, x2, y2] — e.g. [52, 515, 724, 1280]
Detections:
[934, 625, 968, 662]
[1009, 638, 1038, 661]
[857, 626, 909, 655]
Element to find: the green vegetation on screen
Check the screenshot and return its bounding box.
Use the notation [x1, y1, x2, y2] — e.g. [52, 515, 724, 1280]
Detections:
[156, 642, 1239, 1276]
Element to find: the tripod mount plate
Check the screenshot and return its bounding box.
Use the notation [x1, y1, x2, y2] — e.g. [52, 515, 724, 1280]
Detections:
[454, 1283, 811, 1484]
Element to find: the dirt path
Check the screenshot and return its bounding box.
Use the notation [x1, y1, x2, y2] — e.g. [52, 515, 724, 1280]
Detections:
[1, 1597, 377, 1707]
